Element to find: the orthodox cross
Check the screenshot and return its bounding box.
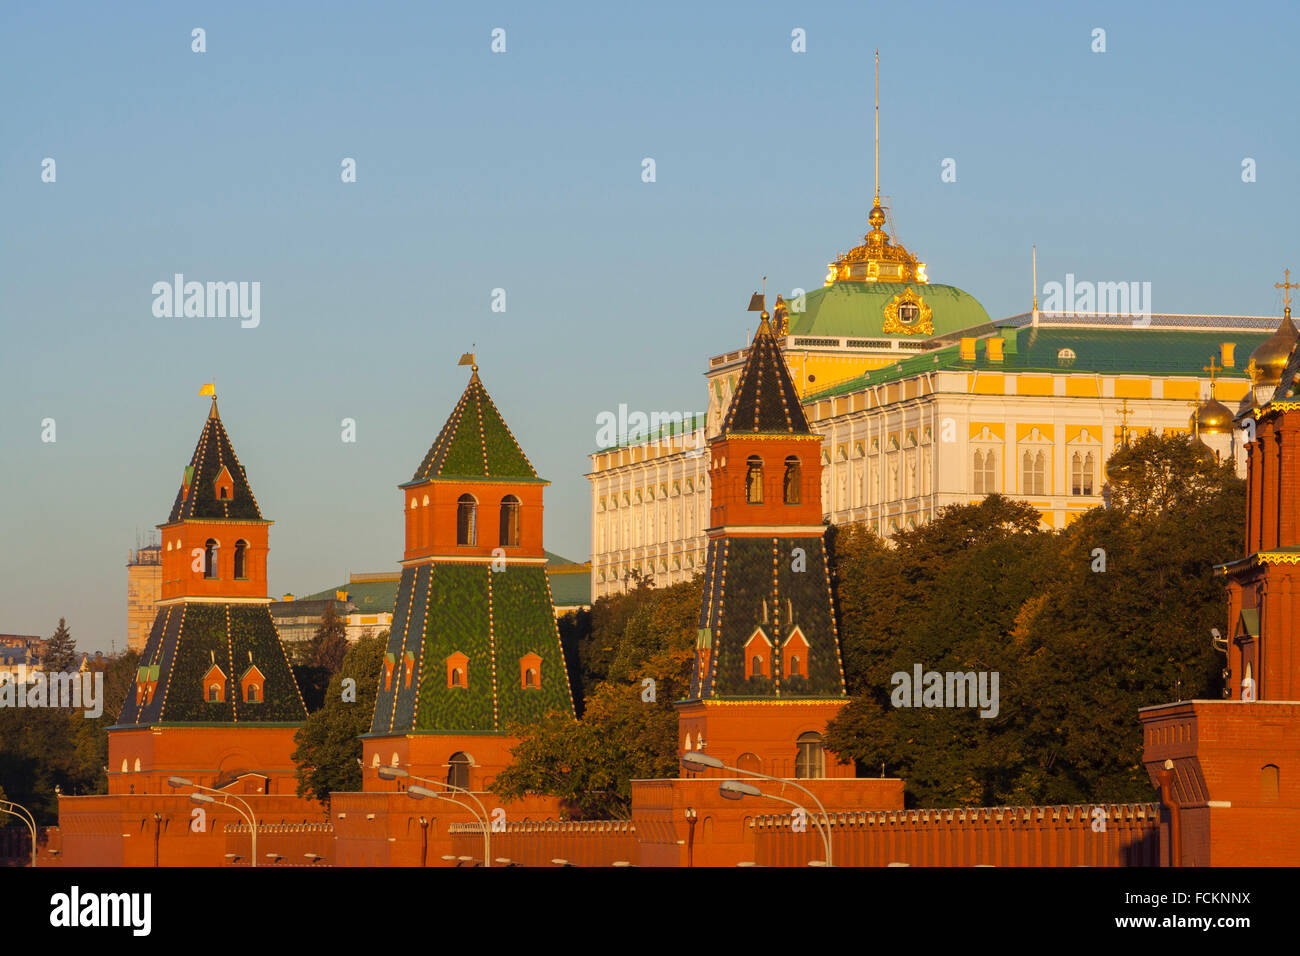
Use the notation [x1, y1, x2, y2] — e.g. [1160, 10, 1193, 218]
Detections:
[1117, 399, 1133, 446]
[1203, 356, 1219, 400]
[1277, 268, 1298, 317]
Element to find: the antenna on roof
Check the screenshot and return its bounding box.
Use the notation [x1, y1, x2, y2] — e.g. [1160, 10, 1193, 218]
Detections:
[1032, 246, 1039, 329]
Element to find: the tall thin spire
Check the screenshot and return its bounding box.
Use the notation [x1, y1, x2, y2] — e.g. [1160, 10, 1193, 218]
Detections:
[1032, 245, 1038, 310]
[873, 49, 880, 207]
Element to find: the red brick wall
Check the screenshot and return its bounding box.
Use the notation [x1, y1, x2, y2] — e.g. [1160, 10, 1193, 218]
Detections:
[754, 804, 1163, 867]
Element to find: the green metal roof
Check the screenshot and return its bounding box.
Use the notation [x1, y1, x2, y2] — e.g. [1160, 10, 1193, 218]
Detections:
[804, 326, 1271, 403]
[787, 282, 991, 340]
[299, 553, 590, 613]
[409, 371, 542, 483]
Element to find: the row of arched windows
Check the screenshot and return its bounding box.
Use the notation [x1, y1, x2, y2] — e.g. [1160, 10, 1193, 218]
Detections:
[456, 494, 519, 547]
[407, 494, 522, 548]
[200, 538, 249, 580]
[744, 456, 803, 505]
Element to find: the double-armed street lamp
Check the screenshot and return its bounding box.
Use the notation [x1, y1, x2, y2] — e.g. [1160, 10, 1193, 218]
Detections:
[682, 751, 834, 867]
[377, 765, 493, 868]
[0, 799, 38, 867]
[167, 776, 259, 867]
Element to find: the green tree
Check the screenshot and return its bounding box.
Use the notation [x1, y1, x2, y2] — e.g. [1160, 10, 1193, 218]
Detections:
[291, 631, 386, 803]
[825, 500, 1060, 807]
[310, 603, 349, 672]
[825, 437, 1244, 808]
[43, 619, 77, 672]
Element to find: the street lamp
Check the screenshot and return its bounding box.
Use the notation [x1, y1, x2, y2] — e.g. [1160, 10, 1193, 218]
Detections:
[407, 784, 490, 867]
[683, 752, 834, 866]
[379, 765, 494, 868]
[0, 799, 37, 867]
[169, 776, 258, 867]
[718, 780, 831, 866]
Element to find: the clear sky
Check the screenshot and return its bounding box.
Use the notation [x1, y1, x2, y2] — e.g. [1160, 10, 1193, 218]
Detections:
[2, 1, 1297, 653]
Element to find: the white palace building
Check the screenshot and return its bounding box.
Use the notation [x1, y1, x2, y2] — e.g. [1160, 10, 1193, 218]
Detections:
[585, 186, 1295, 601]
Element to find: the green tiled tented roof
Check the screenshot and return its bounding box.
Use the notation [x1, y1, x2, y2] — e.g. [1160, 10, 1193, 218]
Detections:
[116, 602, 306, 727]
[804, 325, 1271, 403]
[410, 372, 541, 483]
[167, 400, 264, 522]
[787, 282, 991, 339]
[370, 563, 575, 735]
[723, 318, 811, 435]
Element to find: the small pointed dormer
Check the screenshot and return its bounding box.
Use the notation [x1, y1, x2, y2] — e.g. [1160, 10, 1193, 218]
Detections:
[240, 663, 266, 704]
[202, 662, 227, 703]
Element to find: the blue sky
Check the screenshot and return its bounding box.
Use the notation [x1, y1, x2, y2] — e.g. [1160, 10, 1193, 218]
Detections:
[2, 1, 1297, 652]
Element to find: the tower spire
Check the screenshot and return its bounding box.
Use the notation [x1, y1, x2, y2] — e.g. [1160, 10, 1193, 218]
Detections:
[873, 49, 880, 207]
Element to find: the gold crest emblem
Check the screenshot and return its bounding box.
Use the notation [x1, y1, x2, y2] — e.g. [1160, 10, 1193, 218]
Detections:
[882, 287, 933, 336]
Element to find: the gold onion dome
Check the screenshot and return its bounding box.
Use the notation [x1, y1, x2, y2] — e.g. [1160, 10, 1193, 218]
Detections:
[1248, 311, 1298, 387]
[1191, 398, 1233, 435]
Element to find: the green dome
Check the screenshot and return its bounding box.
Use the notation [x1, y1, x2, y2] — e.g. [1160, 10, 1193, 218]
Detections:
[785, 282, 991, 340]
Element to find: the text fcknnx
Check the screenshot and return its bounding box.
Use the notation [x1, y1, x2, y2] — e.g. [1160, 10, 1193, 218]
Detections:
[890, 664, 999, 719]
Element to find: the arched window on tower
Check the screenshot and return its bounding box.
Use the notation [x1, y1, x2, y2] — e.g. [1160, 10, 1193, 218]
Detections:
[746, 456, 764, 504]
[795, 732, 825, 779]
[457, 494, 478, 546]
[203, 539, 218, 579]
[1261, 764, 1280, 803]
[233, 539, 248, 580]
[783, 456, 802, 504]
[499, 494, 521, 547]
[448, 752, 471, 791]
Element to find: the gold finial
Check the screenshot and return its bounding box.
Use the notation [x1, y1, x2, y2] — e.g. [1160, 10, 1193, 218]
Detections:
[874, 49, 880, 208]
[1276, 268, 1298, 319]
[824, 49, 927, 287]
[457, 352, 478, 374]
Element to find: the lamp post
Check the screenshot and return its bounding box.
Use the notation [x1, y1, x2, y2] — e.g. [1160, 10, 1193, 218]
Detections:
[682, 751, 834, 866]
[719, 779, 832, 866]
[406, 785, 490, 867]
[377, 765, 493, 868]
[168, 776, 258, 867]
[0, 799, 38, 867]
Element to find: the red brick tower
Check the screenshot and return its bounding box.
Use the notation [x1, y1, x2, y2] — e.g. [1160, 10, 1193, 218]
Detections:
[676, 300, 852, 780]
[363, 359, 575, 793]
[110, 395, 306, 797]
[1141, 305, 1300, 865]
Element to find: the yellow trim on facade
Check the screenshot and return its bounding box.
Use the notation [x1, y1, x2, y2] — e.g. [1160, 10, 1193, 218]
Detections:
[968, 374, 1004, 395]
[1065, 377, 1101, 397]
[1016, 376, 1055, 396]
[1162, 380, 1199, 401]
[1016, 423, 1055, 442]
[970, 421, 1005, 440]
[1114, 379, 1152, 399]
